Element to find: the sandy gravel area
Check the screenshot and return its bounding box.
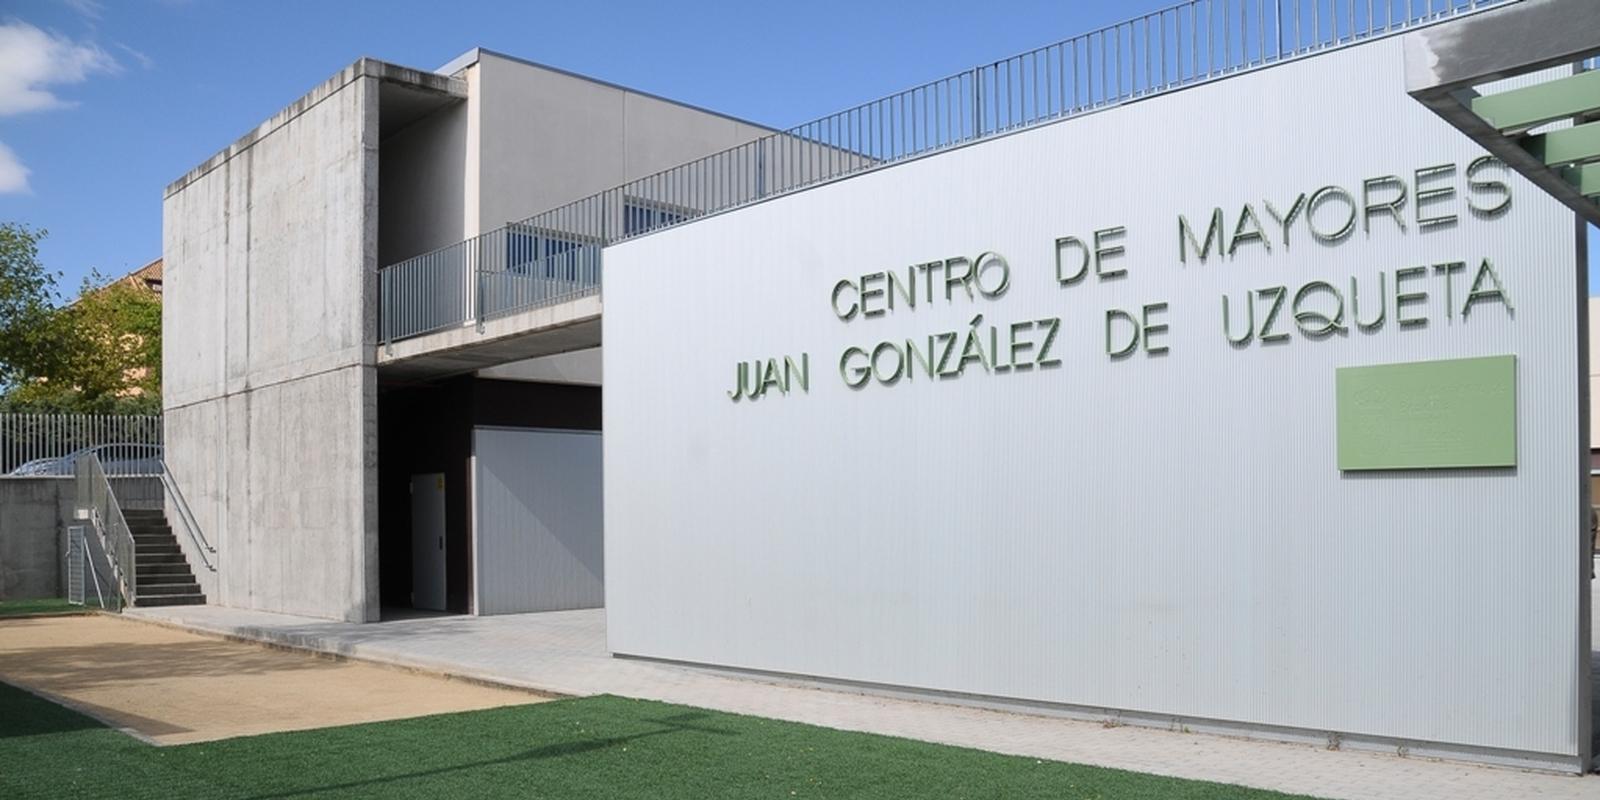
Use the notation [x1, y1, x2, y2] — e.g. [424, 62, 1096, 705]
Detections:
[0, 613, 547, 744]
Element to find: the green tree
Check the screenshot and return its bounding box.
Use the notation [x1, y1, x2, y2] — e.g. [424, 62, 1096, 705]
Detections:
[0, 223, 69, 388]
[0, 223, 162, 414]
[66, 273, 162, 410]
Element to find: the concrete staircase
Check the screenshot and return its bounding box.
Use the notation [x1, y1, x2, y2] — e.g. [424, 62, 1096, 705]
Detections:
[124, 508, 206, 607]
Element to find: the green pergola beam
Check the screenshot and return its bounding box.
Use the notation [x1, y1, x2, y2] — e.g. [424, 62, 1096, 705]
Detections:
[1470, 70, 1600, 133]
[1524, 120, 1600, 167]
[1563, 162, 1600, 197]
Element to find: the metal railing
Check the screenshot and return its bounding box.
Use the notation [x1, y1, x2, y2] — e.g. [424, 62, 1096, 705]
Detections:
[378, 0, 1512, 345]
[378, 216, 604, 343]
[159, 459, 216, 572]
[66, 525, 119, 611]
[0, 413, 162, 476]
[75, 453, 136, 607]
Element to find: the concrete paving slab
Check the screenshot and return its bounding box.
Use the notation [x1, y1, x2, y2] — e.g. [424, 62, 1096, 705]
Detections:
[0, 614, 548, 745]
[127, 589, 1600, 800]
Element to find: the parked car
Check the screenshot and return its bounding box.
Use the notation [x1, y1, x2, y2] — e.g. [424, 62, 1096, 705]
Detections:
[7, 443, 164, 477]
[7, 457, 61, 476]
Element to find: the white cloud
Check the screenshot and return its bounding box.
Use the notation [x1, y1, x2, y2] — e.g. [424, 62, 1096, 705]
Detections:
[0, 21, 119, 190]
[0, 21, 119, 116]
[0, 141, 31, 194]
[61, 0, 105, 22]
[116, 42, 154, 70]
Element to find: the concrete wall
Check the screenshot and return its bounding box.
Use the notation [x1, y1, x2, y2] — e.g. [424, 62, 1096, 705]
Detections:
[0, 477, 165, 601]
[477, 347, 602, 385]
[0, 478, 73, 600]
[163, 62, 380, 622]
[378, 99, 469, 266]
[473, 51, 774, 231]
[169, 48, 784, 622]
[604, 36, 1588, 770]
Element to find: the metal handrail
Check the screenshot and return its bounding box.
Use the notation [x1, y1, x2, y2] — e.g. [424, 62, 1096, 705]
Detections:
[75, 453, 136, 607]
[159, 459, 216, 572]
[377, 0, 1515, 345]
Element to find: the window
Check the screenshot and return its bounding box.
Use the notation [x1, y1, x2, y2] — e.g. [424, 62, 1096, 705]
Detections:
[505, 224, 591, 281]
[623, 200, 689, 236]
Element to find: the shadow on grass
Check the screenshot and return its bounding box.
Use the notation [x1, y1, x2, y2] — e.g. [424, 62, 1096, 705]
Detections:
[238, 710, 738, 800]
[0, 680, 107, 740]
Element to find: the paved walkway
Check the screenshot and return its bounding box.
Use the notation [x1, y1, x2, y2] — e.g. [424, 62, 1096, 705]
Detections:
[127, 590, 1599, 800]
[0, 614, 544, 744]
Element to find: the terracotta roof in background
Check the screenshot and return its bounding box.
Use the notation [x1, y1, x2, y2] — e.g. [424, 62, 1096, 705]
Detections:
[123, 258, 163, 295]
[91, 258, 162, 297]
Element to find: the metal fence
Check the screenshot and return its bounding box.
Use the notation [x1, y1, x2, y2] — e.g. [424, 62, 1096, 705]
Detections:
[66, 525, 122, 611]
[378, 0, 1512, 345]
[0, 413, 163, 477]
[75, 454, 136, 605]
[379, 198, 606, 343]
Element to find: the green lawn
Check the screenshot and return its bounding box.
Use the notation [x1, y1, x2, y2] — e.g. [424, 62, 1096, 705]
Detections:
[0, 598, 85, 617]
[0, 680, 1322, 799]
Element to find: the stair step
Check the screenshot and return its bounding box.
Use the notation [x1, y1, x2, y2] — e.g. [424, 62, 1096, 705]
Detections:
[137, 572, 195, 585]
[135, 552, 187, 565]
[137, 582, 201, 596]
[136, 562, 193, 575]
[135, 594, 206, 607]
[120, 506, 203, 606]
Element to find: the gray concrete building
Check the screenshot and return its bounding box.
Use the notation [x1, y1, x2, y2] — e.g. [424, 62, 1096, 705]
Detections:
[162, 50, 773, 622]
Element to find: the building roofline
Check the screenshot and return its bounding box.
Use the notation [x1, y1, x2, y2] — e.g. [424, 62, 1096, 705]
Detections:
[435, 47, 481, 77]
[164, 58, 466, 199]
[467, 47, 781, 134]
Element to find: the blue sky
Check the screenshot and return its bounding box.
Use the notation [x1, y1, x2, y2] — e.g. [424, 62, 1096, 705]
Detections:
[0, 0, 1594, 296]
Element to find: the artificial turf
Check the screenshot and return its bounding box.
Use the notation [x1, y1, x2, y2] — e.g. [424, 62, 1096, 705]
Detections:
[0, 598, 85, 617]
[0, 680, 1323, 799]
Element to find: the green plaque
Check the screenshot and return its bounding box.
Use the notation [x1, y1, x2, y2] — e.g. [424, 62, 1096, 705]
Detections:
[1336, 355, 1517, 471]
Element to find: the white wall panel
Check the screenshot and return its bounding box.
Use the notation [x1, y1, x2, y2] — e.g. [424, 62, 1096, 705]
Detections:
[474, 427, 604, 614]
[603, 37, 1587, 765]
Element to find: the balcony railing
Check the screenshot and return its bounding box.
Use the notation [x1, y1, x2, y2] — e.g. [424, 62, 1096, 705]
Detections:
[379, 0, 1513, 346]
[379, 199, 606, 345]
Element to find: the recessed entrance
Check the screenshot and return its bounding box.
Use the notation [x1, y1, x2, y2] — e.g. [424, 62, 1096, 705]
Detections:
[377, 360, 602, 619]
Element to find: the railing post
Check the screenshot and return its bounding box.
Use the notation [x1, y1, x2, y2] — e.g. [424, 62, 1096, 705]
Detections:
[380, 266, 392, 354]
[755, 140, 767, 200]
[971, 67, 984, 138]
[469, 237, 480, 332]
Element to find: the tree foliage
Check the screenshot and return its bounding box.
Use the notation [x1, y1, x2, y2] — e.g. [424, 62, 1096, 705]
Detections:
[0, 222, 68, 388]
[0, 222, 162, 414]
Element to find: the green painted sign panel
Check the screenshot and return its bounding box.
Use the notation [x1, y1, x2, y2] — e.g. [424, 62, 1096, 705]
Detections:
[1336, 355, 1516, 471]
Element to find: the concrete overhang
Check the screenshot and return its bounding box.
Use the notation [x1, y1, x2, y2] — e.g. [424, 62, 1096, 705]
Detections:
[376, 294, 602, 384]
[166, 58, 466, 199]
[1404, 0, 1600, 225]
[376, 62, 466, 139]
